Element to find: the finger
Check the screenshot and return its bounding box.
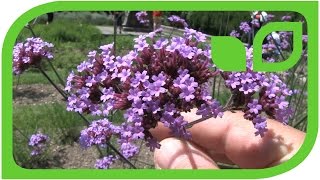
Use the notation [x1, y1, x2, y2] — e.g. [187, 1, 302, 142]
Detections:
[150, 123, 235, 165]
[186, 110, 305, 168]
[151, 110, 305, 168]
[154, 137, 219, 169]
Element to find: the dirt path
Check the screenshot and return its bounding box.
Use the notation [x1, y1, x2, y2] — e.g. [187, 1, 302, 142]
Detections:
[13, 84, 64, 105]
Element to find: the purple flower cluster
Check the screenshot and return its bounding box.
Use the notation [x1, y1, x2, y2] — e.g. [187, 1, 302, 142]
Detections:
[95, 155, 118, 169]
[230, 30, 240, 38]
[267, 14, 275, 21]
[79, 118, 139, 166]
[239, 22, 251, 34]
[28, 133, 49, 156]
[168, 15, 188, 28]
[223, 47, 293, 137]
[251, 19, 260, 28]
[135, 11, 149, 25]
[13, 37, 54, 75]
[79, 119, 119, 147]
[66, 27, 223, 156]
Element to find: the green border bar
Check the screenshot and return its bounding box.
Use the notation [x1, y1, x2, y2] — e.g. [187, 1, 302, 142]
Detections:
[2, 1, 318, 179]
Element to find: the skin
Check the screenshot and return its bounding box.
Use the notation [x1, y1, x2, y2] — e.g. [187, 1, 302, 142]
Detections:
[150, 109, 305, 169]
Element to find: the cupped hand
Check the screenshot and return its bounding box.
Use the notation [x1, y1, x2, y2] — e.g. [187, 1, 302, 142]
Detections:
[150, 109, 305, 169]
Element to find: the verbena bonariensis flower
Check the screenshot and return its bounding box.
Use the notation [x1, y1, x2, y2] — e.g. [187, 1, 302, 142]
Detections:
[28, 133, 49, 156]
[223, 47, 293, 137]
[13, 37, 54, 75]
[267, 14, 275, 21]
[79, 119, 120, 148]
[239, 22, 251, 34]
[66, 27, 223, 157]
[168, 15, 188, 28]
[95, 155, 118, 169]
[230, 30, 240, 37]
[135, 11, 149, 25]
[251, 19, 261, 28]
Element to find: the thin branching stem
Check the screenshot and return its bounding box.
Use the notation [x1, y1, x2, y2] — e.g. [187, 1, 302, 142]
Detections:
[287, 46, 308, 87]
[186, 115, 213, 129]
[106, 141, 137, 169]
[13, 124, 30, 140]
[294, 114, 307, 128]
[217, 77, 222, 98]
[212, 68, 217, 98]
[25, 24, 37, 37]
[292, 79, 307, 123]
[26, 23, 66, 88]
[46, 59, 65, 87]
[38, 66, 67, 99]
[38, 66, 106, 158]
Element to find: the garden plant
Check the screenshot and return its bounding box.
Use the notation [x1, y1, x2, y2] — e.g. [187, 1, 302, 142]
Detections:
[13, 11, 308, 169]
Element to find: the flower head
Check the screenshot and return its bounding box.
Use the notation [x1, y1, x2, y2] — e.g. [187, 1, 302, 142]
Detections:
[95, 155, 117, 169]
[79, 119, 118, 147]
[29, 133, 49, 156]
[67, 27, 224, 159]
[168, 15, 188, 27]
[239, 22, 251, 34]
[13, 37, 54, 75]
[136, 11, 149, 25]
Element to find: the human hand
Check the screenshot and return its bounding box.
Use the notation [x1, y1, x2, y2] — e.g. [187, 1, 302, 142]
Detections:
[150, 109, 305, 169]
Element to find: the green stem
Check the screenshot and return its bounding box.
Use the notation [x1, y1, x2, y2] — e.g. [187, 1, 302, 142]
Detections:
[291, 79, 307, 125]
[106, 141, 137, 169]
[293, 115, 307, 129]
[46, 59, 65, 87]
[13, 124, 30, 141]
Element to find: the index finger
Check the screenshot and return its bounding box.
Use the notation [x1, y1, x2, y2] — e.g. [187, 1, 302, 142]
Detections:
[150, 110, 305, 168]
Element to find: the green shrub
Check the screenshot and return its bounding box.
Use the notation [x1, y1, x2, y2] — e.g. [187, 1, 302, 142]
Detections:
[54, 12, 113, 26]
[18, 19, 104, 45]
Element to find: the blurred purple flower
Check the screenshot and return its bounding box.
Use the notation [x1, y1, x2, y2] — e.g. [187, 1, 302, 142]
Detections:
[168, 15, 188, 27]
[281, 15, 292, 21]
[135, 11, 149, 25]
[239, 22, 251, 34]
[29, 133, 49, 156]
[230, 30, 240, 37]
[95, 155, 117, 169]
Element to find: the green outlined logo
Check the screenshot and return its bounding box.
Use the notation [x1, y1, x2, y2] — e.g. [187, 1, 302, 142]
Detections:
[212, 22, 303, 72]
